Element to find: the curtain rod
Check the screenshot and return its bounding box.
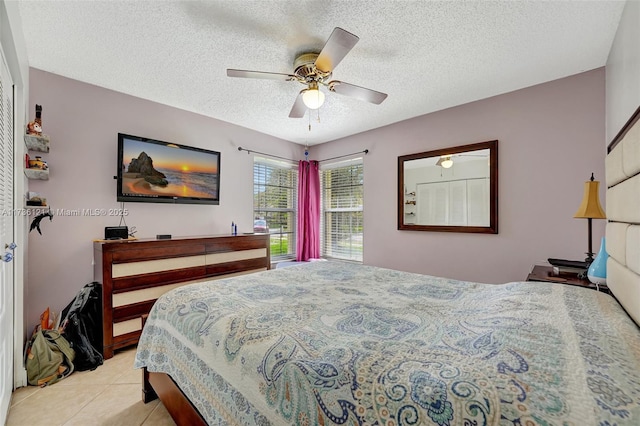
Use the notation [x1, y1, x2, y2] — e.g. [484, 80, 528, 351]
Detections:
[237, 147, 292, 161]
[318, 149, 368, 163]
[238, 146, 369, 163]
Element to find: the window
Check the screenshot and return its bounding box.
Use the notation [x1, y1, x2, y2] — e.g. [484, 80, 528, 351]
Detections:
[321, 158, 363, 262]
[253, 157, 297, 260]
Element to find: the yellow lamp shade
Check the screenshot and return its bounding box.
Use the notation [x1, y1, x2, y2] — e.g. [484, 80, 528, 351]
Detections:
[574, 178, 606, 219]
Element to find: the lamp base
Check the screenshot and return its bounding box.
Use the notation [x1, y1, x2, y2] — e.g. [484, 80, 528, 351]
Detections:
[584, 252, 594, 265]
[579, 253, 594, 280]
[578, 269, 589, 280]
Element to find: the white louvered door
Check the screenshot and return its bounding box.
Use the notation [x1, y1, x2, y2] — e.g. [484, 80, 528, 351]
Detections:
[0, 46, 15, 425]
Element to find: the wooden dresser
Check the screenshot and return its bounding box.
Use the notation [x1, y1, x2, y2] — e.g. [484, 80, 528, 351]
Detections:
[94, 234, 270, 359]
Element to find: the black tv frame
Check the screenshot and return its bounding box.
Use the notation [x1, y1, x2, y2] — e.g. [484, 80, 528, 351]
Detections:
[117, 133, 221, 205]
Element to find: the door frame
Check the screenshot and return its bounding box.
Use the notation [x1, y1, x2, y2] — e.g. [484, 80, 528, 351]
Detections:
[1, 0, 30, 390]
[12, 68, 27, 389]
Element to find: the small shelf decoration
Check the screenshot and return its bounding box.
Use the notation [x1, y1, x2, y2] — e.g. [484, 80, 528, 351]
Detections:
[27, 155, 47, 170]
[26, 104, 43, 136]
[29, 208, 53, 235]
[25, 191, 47, 207]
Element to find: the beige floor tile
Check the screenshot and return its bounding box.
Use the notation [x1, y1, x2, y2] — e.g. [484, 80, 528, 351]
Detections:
[6, 384, 107, 426]
[142, 402, 176, 426]
[9, 385, 40, 406]
[114, 347, 138, 363]
[62, 384, 158, 426]
[113, 365, 143, 384]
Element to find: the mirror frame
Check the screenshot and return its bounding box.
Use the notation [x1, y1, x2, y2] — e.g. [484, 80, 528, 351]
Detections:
[397, 140, 498, 234]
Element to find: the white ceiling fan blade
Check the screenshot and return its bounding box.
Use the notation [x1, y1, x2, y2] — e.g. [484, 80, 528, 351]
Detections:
[227, 69, 296, 81]
[289, 92, 306, 118]
[314, 27, 359, 73]
[329, 81, 388, 104]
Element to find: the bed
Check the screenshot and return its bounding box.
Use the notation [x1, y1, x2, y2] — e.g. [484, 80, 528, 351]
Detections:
[134, 106, 640, 425]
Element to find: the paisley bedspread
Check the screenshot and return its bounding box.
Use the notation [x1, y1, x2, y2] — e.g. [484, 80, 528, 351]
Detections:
[134, 261, 640, 425]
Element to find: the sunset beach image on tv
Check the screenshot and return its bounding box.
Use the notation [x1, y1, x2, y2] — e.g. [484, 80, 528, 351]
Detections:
[117, 134, 220, 205]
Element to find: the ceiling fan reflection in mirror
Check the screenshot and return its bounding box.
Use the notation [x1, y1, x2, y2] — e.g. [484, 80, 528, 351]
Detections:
[226, 27, 388, 118]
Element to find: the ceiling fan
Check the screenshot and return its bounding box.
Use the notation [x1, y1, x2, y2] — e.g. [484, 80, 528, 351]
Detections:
[226, 27, 388, 118]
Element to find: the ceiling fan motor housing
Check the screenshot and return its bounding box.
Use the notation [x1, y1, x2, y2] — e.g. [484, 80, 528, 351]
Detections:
[294, 52, 331, 82]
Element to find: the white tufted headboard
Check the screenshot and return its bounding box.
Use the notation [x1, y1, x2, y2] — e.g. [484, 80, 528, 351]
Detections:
[606, 105, 640, 326]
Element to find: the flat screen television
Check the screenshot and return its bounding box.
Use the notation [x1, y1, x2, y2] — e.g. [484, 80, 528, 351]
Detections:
[117, 133, 220, 205]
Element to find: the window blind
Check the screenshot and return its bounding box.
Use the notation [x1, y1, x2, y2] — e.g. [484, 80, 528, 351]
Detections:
[253, 157, 297, 260]
[320, 158, 363, 262]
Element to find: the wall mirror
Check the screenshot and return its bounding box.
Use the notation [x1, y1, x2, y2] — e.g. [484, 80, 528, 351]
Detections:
[398, 140, 498, 233]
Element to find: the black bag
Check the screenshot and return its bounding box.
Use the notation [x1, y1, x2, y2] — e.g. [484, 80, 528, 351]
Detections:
[61, 282, 104, 371]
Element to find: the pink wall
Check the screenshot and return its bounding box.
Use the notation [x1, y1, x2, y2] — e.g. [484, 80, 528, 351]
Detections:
[26, 69, 304, 330]
[311, 68, 606, 284]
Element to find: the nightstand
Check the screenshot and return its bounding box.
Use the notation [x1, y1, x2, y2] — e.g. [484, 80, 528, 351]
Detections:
[526, 265, 610, 294]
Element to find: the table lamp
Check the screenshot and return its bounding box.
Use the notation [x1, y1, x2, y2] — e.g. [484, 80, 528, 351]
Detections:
[573, 173, 606, 265]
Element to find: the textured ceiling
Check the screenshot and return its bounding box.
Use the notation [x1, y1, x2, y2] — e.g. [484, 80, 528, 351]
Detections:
[16, 1, 625, 146]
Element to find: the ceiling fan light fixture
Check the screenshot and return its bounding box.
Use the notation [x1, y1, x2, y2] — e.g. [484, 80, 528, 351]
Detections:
[302, 82, 325, 109]
[436, 155, 453, 168]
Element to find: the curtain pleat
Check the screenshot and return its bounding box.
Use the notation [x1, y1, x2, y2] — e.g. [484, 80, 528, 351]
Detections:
[296, 160, 320, 261]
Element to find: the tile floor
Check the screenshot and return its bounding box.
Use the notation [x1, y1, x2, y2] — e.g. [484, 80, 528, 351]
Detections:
[6, 347, 175, 425]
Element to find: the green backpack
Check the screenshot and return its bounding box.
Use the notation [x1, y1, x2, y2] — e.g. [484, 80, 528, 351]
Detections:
[25, 329, 75, 386]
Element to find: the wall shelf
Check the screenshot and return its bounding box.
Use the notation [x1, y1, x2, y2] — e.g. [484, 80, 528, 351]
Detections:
[24, 168, 49, 180]
[24, 134, 50, 152]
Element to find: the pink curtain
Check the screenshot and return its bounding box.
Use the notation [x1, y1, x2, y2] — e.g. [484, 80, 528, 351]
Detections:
[297, 160, 320, 261]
